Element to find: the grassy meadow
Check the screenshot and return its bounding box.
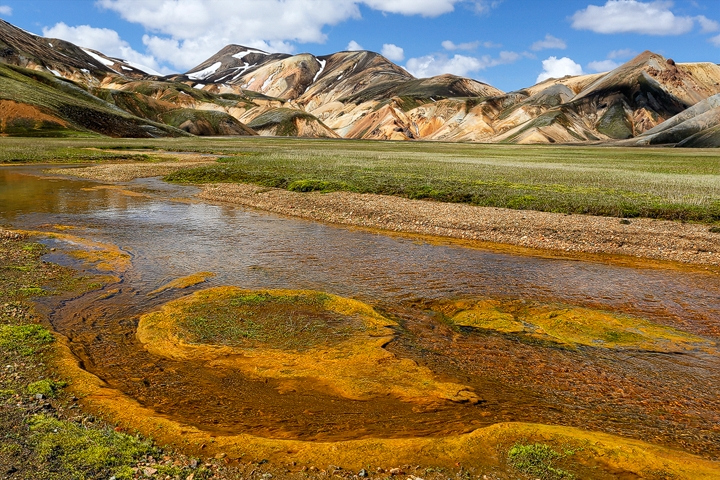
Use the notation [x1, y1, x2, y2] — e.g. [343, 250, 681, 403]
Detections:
[2, 136, 719, 222]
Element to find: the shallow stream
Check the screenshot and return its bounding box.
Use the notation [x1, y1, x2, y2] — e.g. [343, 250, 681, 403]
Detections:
[1, 165, 719, 459]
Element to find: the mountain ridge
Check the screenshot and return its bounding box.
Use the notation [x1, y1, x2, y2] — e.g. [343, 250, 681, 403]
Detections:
[1, 18, 719, 146]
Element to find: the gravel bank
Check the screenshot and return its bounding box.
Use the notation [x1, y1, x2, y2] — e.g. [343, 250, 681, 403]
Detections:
[46, 162, 720, 268]
[200, 183, 720, 268]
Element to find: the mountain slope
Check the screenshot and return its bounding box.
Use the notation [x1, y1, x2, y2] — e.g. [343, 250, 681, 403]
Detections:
[1, 18, 720, 145]
[0, 63, 188, 137]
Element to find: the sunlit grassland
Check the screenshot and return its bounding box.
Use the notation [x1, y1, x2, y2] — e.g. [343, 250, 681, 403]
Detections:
[2, 136, 719, 222]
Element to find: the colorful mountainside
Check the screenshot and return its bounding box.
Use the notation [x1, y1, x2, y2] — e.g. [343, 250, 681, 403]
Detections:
[1, 18, 719, 145]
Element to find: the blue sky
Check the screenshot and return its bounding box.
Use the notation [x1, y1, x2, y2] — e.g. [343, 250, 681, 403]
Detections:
[0, 0, 718, 91]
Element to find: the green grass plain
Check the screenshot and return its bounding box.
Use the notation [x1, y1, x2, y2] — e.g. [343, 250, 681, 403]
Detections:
[2, 136, 719, 222]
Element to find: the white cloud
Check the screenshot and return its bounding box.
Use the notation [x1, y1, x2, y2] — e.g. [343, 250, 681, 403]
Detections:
[530, 34, 566, 51]
[362, 0, 461, 16]
[43, 22, 170, 74]
[381, 43, 404, 62]
[405, 50, 519, 78]
[346, 40, 364, 51]
[697, 15, 719, 33]
[711, 34, 720, 46]
[587, 59, 620, 72]
[0, 5, 11, 15]
[472, 0, 503, 14]
[571, 1, 698, 36]
[96, 0, 506, 71]
[442, 40, 480, 51]
[536, 56, 584, 83]
[607, 48, 637, 59]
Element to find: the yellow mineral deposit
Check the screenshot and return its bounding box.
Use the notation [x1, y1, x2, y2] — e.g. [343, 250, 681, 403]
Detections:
[147, 272, 216, 296]
[10, 227, 131, 273]
[137, 287, 478, 404]
[80, 185, 149, 198]
[437, 298, 714, 352]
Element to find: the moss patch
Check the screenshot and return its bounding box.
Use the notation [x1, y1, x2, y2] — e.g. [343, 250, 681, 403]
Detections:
[597, 103, 633, 139]
[0, 324, 54, 356]
[28, 414, 156, 479]
[507, 443, 575, 479]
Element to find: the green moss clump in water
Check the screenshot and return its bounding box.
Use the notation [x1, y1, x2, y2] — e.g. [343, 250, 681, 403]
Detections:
[179, 291, 361, 351]
[28, 414, 157, 480]
[507, 443, 575, 479]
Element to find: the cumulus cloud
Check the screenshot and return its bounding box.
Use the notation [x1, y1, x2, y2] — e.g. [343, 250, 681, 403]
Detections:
[607, 48, 637, 59]
[0, 5, 11, 15]
[536, 56, 584, 83]
[43, 23, 170, 74]
[711, 34, 720, 46]
[442, 40, 480, 51]
[530, 34, 566, 51]
[381, 43, 404, 62]
[587, 59, 620, 72]
[571, 0, 700, 35]
[697, 15, 719, 33]
[97, 0, 503, 70]
[346, 40, 364, 51]
[405, 50, 519, 78]
[362, 0, 461, 16]
[472, 0, 503, 14]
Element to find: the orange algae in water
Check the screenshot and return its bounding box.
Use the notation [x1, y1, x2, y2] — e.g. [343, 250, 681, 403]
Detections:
[137, 287, 479, 404]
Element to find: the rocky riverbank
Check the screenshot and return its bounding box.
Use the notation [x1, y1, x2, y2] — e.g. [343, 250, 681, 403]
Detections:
[199, 183, 720, 268]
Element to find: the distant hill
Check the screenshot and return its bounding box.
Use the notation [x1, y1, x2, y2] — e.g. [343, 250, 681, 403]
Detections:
[1, 18, 719, 146]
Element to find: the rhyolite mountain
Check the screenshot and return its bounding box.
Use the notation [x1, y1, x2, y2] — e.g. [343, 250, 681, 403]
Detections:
[1, 18, 719, 145]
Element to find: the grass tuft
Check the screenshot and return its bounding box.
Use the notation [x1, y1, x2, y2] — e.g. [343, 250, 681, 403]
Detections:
[28, 414, 157, 480]
[26, 379, 67, 398]
[0, 324, 54, 356]
[507, 443, 575, 479]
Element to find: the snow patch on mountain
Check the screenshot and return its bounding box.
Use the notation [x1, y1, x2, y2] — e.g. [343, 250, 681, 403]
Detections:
[82, 48, 114, 67]
[313, 59, 326, 83]
[232, 48, 267, 61]
[188, 61, 222, 80]
[122, 60, 162, 76]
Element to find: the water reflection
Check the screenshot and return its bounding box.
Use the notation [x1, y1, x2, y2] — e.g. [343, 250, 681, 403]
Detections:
[1, 166, 719, 457]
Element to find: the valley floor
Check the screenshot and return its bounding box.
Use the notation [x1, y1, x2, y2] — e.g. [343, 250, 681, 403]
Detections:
[56, 157, 720, 269]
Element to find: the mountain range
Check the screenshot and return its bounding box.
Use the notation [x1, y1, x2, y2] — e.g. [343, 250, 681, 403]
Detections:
[1, 18, 719, 147]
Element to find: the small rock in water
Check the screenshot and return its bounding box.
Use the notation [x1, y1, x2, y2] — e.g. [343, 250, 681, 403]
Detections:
[358, 469, 368, 477]
[389, 467, 403, 475]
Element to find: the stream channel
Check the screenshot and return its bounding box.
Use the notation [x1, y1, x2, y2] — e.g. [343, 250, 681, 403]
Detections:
[1, 165, 719, 460]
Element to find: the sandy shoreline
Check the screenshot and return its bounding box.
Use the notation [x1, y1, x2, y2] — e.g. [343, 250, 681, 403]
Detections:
[43, 162, 720, 268]
[199, 183, 720, 268]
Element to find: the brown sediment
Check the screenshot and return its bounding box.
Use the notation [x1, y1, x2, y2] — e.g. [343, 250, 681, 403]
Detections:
[45, 151, 217, 182]
[198, 183, 720, 269]
[49, 334, 720, 478]
[80, 185, 150, 198]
